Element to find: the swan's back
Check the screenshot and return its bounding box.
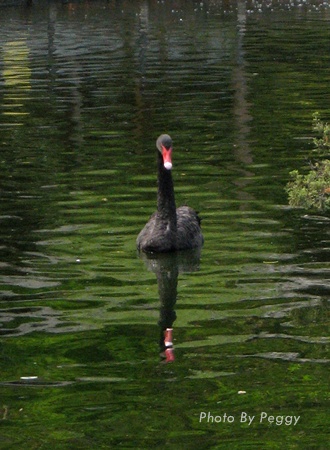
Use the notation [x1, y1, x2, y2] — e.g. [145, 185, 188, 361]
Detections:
[137, 206, 203, 253]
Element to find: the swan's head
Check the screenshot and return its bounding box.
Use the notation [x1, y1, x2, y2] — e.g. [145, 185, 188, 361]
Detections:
[156, 134, 173, 171]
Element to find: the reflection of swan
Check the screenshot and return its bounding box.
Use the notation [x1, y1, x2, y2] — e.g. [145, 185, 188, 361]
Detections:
[137, 135, 203, 253]
[139, 249, 201, 362]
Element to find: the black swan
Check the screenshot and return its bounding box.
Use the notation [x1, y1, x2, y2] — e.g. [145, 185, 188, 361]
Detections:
[136, 134, 203, 253]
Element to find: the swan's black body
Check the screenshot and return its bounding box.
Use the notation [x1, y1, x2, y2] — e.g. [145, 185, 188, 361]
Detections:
[136, 134, 203, 253]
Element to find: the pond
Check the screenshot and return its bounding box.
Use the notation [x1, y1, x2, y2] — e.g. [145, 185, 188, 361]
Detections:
[0, 1, 329, 448]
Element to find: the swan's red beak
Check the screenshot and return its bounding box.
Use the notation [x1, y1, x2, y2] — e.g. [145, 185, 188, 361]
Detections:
[161, 146, 173, 170]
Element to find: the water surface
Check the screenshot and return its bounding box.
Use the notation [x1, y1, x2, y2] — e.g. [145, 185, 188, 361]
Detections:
[0, 1, 329, 448]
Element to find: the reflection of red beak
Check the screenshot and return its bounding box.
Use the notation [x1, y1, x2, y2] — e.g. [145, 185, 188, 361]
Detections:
[161, 146, 173, 170]
[164, 328, 173, 347]
[164, 328, 175, 362]
[165, 348, 175, 363]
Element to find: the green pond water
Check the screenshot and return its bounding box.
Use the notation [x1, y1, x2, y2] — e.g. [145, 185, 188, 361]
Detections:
[0, 1, 329, 448]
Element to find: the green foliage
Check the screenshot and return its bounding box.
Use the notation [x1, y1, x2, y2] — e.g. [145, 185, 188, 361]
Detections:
[312, 112, 330, 157]
[287, 161, 330, 211]
[286, 114, 330, 211]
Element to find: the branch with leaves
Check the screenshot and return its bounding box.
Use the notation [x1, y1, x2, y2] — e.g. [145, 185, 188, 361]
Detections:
[286, 114, 330, 212]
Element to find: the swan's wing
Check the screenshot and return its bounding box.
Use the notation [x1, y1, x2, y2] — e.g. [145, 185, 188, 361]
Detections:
[176, 206, 203, 250]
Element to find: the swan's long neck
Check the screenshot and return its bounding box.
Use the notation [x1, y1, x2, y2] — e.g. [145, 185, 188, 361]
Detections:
[157, 152, 177, 225]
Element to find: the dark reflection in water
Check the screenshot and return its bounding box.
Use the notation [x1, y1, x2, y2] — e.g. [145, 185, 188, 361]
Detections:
[139, 248, 201, 362]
